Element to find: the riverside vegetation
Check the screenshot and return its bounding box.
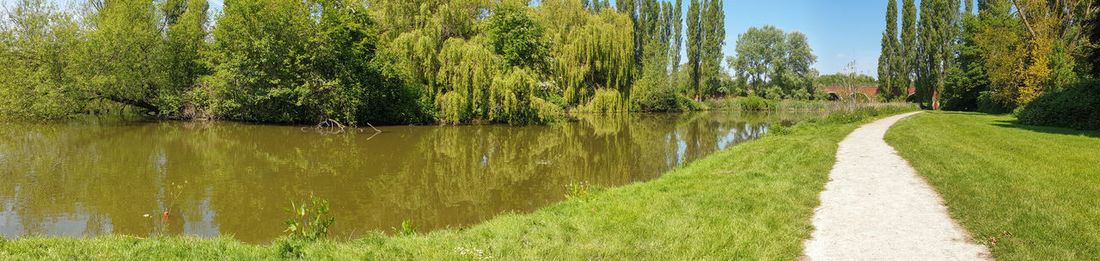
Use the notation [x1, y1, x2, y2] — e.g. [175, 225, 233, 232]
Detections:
[0, 104, 918, 259]
[0, 0, 866, 127]
[0, 0, 733, 125]
[875, 0, 1100, 130]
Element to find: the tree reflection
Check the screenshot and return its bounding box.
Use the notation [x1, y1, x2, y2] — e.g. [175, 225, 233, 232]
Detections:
[0, 112, 809, 242]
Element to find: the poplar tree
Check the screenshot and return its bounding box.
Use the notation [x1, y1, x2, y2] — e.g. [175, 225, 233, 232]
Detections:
[686, 0, 702, 100]
[877, 0, 900, 99]
[899, 0, 916, 98]
[669, 0, 683, 78]
[700, 0, 725, 99]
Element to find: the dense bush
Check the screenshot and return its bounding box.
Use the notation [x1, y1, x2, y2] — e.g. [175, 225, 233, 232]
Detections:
[579, 89, 628, 113]
[1016, 80, 1100, 130]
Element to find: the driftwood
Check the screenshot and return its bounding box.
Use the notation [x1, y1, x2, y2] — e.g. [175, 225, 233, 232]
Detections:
[305, 118, 383, 139]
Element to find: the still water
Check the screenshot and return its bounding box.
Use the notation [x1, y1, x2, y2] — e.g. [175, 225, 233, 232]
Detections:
[0, 112, 816, 243]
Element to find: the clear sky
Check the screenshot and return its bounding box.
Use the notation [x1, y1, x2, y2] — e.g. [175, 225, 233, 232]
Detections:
[19, 0, 890, 75]
[717, 0, 888, 75]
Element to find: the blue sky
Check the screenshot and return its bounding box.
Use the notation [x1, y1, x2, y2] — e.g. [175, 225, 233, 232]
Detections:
[717, 0, 888, 75]
[21, 0, 890, 75]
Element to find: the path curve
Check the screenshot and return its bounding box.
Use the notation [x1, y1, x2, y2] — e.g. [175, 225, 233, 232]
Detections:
[802, 112, 992, 260]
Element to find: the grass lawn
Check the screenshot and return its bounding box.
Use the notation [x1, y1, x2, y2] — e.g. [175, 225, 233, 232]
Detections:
[0, 106, 914, 260]
[885, 112, 1100, 260]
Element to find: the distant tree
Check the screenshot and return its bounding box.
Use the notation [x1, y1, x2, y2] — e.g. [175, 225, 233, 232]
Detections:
[899, 0, 916, 97]
[686, 0, 702, 99]
[877, 0, 901, 100]
[700, 0, 725, 99]
[730, 25, 817, 98]
[914, 0, 960, 109]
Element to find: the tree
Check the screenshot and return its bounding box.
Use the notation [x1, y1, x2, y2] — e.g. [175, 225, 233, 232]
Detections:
[730, 25, 816, 98]
[686, 0, 702, 100]
[0, 0, 82, 119]
[486, 0, 550, 72]
[877, 0, 901, 100]
[899, 0, 916, 99]
[669, 0, 683, 80]
[699, 0, 725, 99]
[914, 0, 960, 109]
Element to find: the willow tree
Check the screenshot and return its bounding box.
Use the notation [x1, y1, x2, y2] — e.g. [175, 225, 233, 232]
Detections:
[537, 0, 634, 107]
[0, 0, 82, 119]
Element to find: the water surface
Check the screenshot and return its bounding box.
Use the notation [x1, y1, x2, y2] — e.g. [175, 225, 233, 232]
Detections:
[0, 112, 815, 243]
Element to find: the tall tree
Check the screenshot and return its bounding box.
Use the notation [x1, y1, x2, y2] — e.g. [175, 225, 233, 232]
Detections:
[899, 0, 916, 99]
[686, 0, 701, 100]
[700, 0, 725, 99]
[669, 0, 683, 78]
[915, 0, 960, 109]
[877, 0, 900, 99]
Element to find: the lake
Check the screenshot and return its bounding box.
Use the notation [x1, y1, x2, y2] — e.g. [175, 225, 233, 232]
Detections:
[0, 112, 817, 243]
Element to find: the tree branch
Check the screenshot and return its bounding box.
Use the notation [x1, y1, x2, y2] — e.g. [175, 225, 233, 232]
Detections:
[1013, 0, 1040, 39]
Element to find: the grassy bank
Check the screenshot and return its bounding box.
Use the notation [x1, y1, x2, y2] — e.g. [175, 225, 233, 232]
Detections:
[885, 112, 1100, 260]
[0, 105, 916, 260]
[703, 97, 898, 112]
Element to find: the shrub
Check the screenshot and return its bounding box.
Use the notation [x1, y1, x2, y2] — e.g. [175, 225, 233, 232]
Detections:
[738, 96, 774, 111]
[393, 219, 417, 236]
[579, 89, 627, 113]
[284, 194, 335, 241]
[1016, 80, 1100, 130]
[488, 68, 563, 124]
[763, 86, 784, 100]
[976, 91, 1010, 114]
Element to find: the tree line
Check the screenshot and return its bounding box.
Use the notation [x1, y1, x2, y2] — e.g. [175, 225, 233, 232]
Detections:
[0, 0, 732, 125]
[877, 0, 1100, 111]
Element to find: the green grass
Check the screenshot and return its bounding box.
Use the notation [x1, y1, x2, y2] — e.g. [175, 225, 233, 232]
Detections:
[0, 106, 916, 260]
[885, 112, 1100, 260]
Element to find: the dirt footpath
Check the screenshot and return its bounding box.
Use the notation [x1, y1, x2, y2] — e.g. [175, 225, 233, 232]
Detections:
[802, 112, 992, 261]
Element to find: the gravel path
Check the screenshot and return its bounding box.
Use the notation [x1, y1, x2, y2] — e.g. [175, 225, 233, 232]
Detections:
[802, 112, 992, 261]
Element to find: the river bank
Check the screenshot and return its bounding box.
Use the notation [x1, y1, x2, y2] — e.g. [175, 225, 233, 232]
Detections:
[0, 104, 917, 259]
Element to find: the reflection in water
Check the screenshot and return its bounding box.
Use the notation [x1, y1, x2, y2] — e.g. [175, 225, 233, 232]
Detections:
[0, 111, 816, 243]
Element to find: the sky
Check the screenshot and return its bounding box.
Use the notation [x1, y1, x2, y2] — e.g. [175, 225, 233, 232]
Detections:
[716, 0, 888, 75]
[14, 0, 890, 75]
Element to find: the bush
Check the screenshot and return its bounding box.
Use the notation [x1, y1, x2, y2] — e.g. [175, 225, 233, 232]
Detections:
[976, 91, 1010, 114]
[1016, 80, 1100, 130]
[763, 86, 784, 100]
[579, 89, 627, 113]
[738, 96, 775, 111]
[284, 194, 334, 241]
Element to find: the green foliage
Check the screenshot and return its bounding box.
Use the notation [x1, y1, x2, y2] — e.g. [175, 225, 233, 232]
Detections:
[704, 96, 776, 111]
[579, 88, 627, 113]
[284, 193, 335, 241]
[564, 181, 593, 202]
[392, 219, 417, 236]
[684, 0, 724, 100]
[488, 68, 564, 124]
[877, 0, 905, 100]
[815, 73, 876, 87]
[730, 25, 818, 96]
[814, 103, 918, 124]
[2, 0, 716, 124]
[209, 0, 420, 125]
[486, 1, 550, 71]
[1016, 80, 1100, 130]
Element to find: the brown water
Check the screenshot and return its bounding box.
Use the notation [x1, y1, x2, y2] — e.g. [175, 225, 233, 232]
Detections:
[0, 111, 816, 243]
